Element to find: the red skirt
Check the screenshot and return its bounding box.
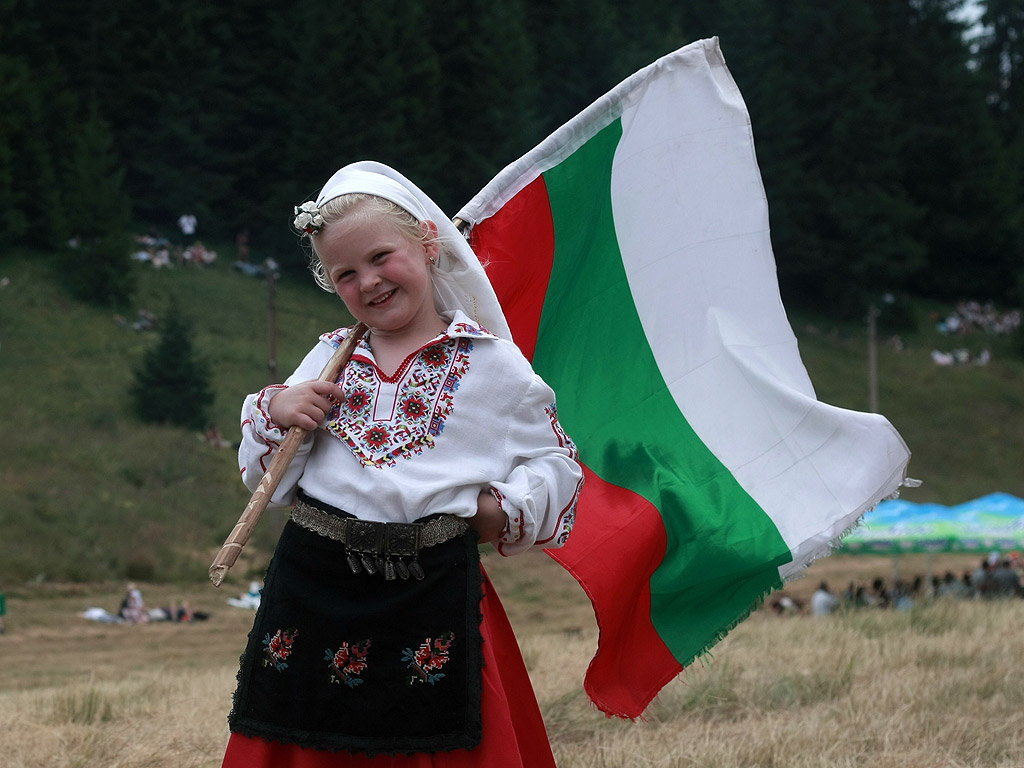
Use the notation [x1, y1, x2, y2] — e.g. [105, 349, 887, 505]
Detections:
[222, 567, 556, 768]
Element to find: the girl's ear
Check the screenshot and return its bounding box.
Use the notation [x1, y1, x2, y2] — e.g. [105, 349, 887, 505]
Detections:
[421, 220, 440, 265]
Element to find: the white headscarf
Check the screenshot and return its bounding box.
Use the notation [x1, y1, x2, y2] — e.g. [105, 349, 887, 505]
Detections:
[313, 161, 512, 342]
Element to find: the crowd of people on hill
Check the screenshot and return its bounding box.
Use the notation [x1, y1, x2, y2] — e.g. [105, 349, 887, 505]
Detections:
[127, 212, 219, 269]
[128, 215, 283, 279]
[130, 235, 218, 269]
[770, 551, 1023, 617]
[930, 347, 991, 367]
[935, 300, 1022, 336]
[931, 300, 1021, 367]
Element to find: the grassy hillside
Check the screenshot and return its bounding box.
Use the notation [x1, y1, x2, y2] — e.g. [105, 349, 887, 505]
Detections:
[790, 299, 1024, 503]
[2, 249, 1022, 586]
[1, 250, 351, 586]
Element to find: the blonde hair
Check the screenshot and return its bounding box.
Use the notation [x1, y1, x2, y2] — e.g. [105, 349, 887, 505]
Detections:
[308, 194, 446, 293]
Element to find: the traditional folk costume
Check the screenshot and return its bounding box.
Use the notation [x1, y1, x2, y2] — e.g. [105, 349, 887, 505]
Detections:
[223, 163, 584, 767]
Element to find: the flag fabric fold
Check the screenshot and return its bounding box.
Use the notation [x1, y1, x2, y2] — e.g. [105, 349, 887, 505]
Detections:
[457, 37, 911, 719]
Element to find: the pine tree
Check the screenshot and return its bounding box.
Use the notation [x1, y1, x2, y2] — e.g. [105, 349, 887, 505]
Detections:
[877, 0, 1017, 301]
[430, 0, 540, 212]
[59, 107, 135, 306]
[977, 0, 1024, 133]
[0, 52, 36, 243]
[524, 0, 623, 138]
[976, 0, 1024, 303]
[131, 307, 215, 431]
[0, 52, 66, 247]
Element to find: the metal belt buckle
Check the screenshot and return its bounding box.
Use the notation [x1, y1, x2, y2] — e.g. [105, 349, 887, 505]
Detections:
[346, 520, 384, 575]
[341, 518, 428, 582]
[348, 520, 384, 553]
[384, 523, 422, 582]
[385, 523, 420, 558]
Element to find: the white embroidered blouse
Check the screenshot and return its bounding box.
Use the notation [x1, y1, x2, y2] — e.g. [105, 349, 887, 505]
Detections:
[238, 311, 583, 555]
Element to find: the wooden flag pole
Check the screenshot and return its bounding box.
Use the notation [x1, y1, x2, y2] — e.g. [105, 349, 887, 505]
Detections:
[208, 322, 368, 587]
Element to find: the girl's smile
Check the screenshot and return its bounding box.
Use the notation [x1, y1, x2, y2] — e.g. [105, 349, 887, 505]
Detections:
[316, 209, 442, 342]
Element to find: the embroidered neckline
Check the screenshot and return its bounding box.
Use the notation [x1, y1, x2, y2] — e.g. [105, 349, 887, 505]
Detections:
[347, 317, 494, 384]
[326, 336, 474, 467]
[352, 334, 447, 385]
[320, 313, 494, 360]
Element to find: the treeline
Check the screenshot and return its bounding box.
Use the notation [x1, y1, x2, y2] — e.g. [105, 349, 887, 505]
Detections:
[1, 0, 1021, 313]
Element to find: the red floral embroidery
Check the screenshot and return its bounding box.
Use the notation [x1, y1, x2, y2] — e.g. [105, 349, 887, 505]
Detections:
[262, 628, 298, 671]
[422, 345, 450, 368]
[400, 395, 428, 420]
[326, 640, 370, 688]
[347, 388, 371, 412]
[366, 425, 390, 448]
[403, 632, 454, 685]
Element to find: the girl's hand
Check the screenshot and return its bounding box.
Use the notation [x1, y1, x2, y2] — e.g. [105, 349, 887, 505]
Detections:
[469, 490, 508, 544]
[267, 380, 340, 430]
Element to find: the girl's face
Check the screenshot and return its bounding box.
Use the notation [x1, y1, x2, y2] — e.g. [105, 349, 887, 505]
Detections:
[317, 210, 440, 339]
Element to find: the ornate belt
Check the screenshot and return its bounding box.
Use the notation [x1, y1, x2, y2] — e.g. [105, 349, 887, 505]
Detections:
[291, 496, 469, 581]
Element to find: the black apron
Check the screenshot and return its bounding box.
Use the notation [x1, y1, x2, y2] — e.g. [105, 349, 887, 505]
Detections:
[228, 500, 483, 756]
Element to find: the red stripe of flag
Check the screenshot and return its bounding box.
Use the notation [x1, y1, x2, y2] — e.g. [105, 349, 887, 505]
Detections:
[471, 174, 681, 718]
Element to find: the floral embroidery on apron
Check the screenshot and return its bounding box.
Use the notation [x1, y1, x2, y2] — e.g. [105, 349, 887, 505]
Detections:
[325, 640, 371, 687]
[262, 628, 298, 671]
[403, 632, 454, 685]
[229, 518, 483, 755]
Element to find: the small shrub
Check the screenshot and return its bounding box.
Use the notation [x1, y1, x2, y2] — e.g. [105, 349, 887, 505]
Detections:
[130, 305, 214, 431]
[58, 109, 134, 308]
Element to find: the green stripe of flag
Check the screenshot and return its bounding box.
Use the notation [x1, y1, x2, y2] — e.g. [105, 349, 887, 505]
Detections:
[532, 118, 792, 662]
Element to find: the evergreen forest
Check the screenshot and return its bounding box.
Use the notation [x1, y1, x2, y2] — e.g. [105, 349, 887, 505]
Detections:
[2, 0, 1023, 314]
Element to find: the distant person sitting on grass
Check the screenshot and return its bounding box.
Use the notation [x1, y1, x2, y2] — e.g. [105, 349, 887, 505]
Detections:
[936, 571, 971, 599]
[150, 599, 211, 622]
[991, 560, 1022, 598]
[118, 583, 149, 624]
[80, 606, 122, 623]
[226, 581, 262, 609]
[811, 581, 839, 616]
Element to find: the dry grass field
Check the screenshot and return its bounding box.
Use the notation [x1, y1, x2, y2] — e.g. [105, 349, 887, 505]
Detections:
[1, 551, 1022, 768]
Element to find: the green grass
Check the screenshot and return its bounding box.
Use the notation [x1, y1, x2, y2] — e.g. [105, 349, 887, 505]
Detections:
[1, 249, 1022, 585]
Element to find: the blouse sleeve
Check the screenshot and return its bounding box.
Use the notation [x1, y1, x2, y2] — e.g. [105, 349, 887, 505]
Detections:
[237, 339, 336, 508]
[489, 375, 584, 556]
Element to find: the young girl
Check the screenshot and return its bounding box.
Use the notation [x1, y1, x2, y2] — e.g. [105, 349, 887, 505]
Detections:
[223, 161, 583, 767]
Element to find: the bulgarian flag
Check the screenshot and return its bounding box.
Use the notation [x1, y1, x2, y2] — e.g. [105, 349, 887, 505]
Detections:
[457, 38, 912, 718]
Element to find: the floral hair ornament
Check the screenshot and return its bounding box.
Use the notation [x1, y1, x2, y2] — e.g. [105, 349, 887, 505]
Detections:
[293, 201, 324, 236]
